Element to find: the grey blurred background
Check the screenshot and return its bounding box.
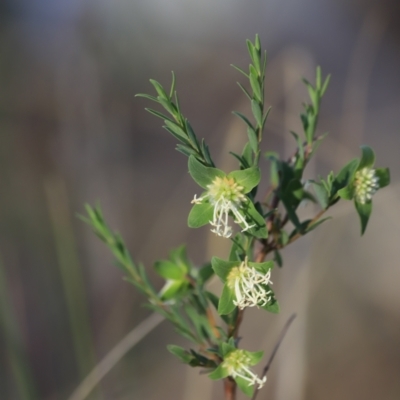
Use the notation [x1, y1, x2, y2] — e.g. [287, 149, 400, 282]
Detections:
[0, 0, 399, 399]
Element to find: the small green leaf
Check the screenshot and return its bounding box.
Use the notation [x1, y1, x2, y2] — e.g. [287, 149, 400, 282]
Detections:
[247, 126, 259, 153]
[247, 350, 264, 365]
[249, 73, 262, 102]
[249, 260, 274, 275]
[355, 200, 372, 235]
[167, 345, 193, 364]
[243, 200, 268, 239]
[159, 280, 187, 300]
[232, 111, 254, 130]
[198, 263, 214, 284]
[261, 297, 280, 313]
[209, 364, 228, 380]
[149, 79, 168, 100]
[274, 250, 283, 267]
[188, 203, 214, 228]
[236, 376, 255, 397]
[228, 168, 260, 193]
[188, 156, 225, 188]
[375, 167, 390, 188]
[310, 181, 329, 208]
[251, 100, 263, 127]
[358, 145, 375, 169]
[211, 257, 237, 281]
[334, 159, 359, 190]
[218, 285, 236, 315]
[154, 260, 186, 280]
[337, 185, 354, 200]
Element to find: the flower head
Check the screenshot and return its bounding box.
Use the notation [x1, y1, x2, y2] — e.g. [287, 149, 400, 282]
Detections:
[208, 346, 266, 395]
[337, 145, 390, 235]
[211, 256, 277, 315]
[223, 349, 266, 389]
[227, 258, 272, 309]
[187, 156, 268, 239]
[192, 175, 254, 238]
[353, 167, 379, 204]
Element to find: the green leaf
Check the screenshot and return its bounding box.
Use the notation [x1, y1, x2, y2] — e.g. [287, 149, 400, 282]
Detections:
[250, 260, 274, 275]
[154, 260, 186, 280]
[355, 200, 372, 235]
[149, 79, 169, 100]
[261, 296, 280, 313]
[211, 257, 237, 281]
[337, 185, 354, 200]
[159, 280, 187, 300]
[188, 156, 225, 188]
[198, 263, 214, 284]
[274, 250, 283, 267]
[333, 159, 359, 191]
[305, 217, 332, 233]
[218, 285, 236, 315]
[164, 120, 187, 141]
[247, 126, 259, 153]
[249, 73, 262, 102]
[251, 100, 262, 127]
[310, 181, 329, 208]
[167, 345, 193, 364]
[232, 111, 254, 130]
[228, 168, 260, 193]
[375, 167, 390, 188]
[358, 145, 375, 169]
[231, 64, 249, 78]
[188, 203, 214, 228]
[236, 376, 255, 397]
[169, 71, 176, 99]
[209, 364, 228, 380]
[242, 200, 268, 239]
[247, 350, 264, 366]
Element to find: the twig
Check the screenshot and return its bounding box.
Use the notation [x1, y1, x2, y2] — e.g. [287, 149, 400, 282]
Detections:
[67, 312, 164, 400]
[251, 313, 297, 400]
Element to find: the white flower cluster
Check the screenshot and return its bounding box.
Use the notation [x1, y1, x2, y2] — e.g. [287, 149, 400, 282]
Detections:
[354, 167, 379, 204]
[227, 258, 272, 309]
[224, 350, 266, 389]
[192, 176, 254, 238]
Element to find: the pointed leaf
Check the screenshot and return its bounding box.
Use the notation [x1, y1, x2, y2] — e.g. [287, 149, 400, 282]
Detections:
[218, 285, 236, 315]
[188, 202, 214, 228]
[242, 200, 268, 238]
[358, 145, 375, 169]
[236, 376, 255, 397]
[355, 200, 372, 235]
[211, 257, 237, 281]
[188, 156, 224, 188]
[228, 168, 261, 193]
[209, 364, 229, 380]
[375, 167, 390, 188]
[154, 260, 186, 280]
[261, 297, 280, 313]
[167, 345, 193, 364]
[337, 185, 354, 200]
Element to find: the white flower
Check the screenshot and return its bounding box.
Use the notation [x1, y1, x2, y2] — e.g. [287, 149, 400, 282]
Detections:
[227, 258, 272, 309]
[354, 167, 379, 204]
[191, 176, 255, 238]
[223, 349, 266, 389]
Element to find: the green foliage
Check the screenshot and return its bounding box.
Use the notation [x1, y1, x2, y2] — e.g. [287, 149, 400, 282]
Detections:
[84, 35, 391, 398]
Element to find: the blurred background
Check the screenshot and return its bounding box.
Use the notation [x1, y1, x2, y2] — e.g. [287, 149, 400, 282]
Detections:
[0, 0, 400, 399]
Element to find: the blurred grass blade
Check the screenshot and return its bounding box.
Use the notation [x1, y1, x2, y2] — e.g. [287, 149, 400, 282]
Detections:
[44, 177, 98, 384]
[67, 312, 164, 400]
[0, 254, 38, 399]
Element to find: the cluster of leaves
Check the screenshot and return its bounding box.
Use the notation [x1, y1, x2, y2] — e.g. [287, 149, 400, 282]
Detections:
[83, 35, 390, 398]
